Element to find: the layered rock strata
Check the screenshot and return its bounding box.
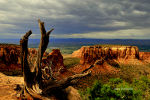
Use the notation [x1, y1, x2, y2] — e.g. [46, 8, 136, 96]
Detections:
[0, 44, 65, 72]
[72, 45, 140, 64]
[0, 44, 20, 65]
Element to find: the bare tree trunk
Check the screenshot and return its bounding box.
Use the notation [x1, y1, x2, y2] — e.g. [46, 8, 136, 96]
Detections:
[20, 19, 90, 100]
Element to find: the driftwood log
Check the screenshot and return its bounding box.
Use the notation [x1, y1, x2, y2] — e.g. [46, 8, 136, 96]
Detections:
[20, 19, 90, 100]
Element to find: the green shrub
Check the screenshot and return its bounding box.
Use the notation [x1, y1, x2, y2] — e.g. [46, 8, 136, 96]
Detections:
[132, 76, 150, 99]
[109, 78, 123, 87]
[82, 78, 142, 100]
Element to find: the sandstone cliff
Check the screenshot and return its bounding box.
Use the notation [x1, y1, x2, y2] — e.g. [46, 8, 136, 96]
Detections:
[70, 45, 147, 76]
[0, 44, 20, 65]
[0, 44, 21, 71]
[72, 45, 139, 64]
[0, 44, 65, 73]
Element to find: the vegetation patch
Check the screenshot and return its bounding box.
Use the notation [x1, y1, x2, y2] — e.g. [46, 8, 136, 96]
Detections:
[118, 62, 150, 83]
[64, 57, 80, 68]
[80, 76, 150, 100]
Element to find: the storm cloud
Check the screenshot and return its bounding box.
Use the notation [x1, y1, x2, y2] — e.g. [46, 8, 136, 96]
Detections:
[0, 0, 150, 39]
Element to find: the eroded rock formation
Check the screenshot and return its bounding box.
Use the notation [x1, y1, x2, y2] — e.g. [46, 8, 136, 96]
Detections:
[139, 52, 150, 61]
[0, 44, 20, 65]
[0, 44, 21, 71]
[0, 44, 65, 73]
[72, 45, 140, 64]
[42, 49, 65, 72]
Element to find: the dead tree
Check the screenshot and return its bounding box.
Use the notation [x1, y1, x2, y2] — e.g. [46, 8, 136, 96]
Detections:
[20, 19, 90, 100]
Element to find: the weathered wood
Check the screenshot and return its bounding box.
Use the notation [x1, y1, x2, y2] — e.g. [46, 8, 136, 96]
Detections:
[20, 30, 33, 85]
[35, 19, 53, 88]
[43, 72, 91, 93]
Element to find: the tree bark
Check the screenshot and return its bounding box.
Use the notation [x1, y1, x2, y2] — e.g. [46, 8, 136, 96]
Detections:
[20, 19, 90, 100]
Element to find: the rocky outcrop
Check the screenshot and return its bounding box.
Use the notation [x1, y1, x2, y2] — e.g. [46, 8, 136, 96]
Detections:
[42, 49, 65, 72]
[0, 44, 20, 65]
[65, 86, 82, 100]
[0, 44, 21, 71]
[139, 52, 150, 61]
[0, 44, 65, 73]
[72, 45, 139, 64]
[0, 44, 38, 65]
[0, 44, 40, 71]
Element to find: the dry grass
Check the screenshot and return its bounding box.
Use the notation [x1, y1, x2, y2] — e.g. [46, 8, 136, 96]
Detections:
[64, 57, 80, 69]
[118, 61, 150, 83]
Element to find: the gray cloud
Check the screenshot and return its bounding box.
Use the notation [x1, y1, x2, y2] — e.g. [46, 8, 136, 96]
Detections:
[0, 0, 150, 39]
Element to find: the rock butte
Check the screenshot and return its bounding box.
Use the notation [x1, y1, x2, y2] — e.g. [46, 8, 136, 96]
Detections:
[72, 45, 150, 64]
[70, 45, 150, 75]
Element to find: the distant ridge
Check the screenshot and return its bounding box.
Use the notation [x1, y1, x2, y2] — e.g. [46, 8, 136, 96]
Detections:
[0, 39, 150, 52]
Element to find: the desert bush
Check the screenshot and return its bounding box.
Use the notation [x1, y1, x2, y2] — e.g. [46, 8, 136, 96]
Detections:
[132, 76, 150, 99]
[118, 63, 150, 83]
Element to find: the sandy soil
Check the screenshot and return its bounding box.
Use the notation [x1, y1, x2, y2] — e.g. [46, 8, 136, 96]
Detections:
[0, 72, 23, 100]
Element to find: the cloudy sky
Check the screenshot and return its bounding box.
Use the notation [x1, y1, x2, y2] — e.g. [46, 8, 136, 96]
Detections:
[0, 0, 150, 39]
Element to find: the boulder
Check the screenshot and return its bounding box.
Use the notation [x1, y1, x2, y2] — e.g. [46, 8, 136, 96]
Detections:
[65, 86, 82, 100]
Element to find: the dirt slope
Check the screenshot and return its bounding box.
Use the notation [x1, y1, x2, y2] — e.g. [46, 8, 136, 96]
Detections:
[0, 72, 23, 100]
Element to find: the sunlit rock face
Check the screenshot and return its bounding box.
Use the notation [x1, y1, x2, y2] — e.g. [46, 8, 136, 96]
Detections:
[139, 52, 150, 61]
[72, 45, 140, 64]
[42, 49, 65, 72]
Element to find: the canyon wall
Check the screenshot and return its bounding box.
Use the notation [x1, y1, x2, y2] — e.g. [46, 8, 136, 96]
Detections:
[72, 45, 140, 64]
[0, 44, 20, 65]
[0, 44, 65, 72]
[0, 44, 21, 71]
